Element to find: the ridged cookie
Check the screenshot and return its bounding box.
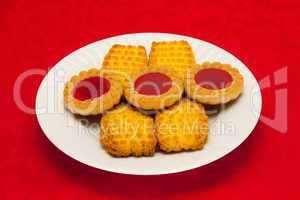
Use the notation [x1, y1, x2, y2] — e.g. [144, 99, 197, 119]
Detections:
[64, 68, 122, 115]
[185, 62, 244, 105]
[155, 99, 208, 152]
[100, 104, 157, 157]
[149, 40, 196, 80]
[102, 44, 148, 83]
[124, 66, 184, 110]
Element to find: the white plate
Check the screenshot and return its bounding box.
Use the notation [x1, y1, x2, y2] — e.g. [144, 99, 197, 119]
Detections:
[36, 33, 262, 175]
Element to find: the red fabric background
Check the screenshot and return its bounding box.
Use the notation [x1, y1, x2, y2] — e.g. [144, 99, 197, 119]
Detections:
[1, 0, 298, 199]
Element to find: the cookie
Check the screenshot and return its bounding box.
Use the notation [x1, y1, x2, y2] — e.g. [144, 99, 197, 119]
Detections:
[64, 68, 122, 115]
[155, 99, 208, 152]
[102, 44, 148, 83]
[149, 40, 196, 80]
[124, 67, 184, 110]
[185, 62, 244, 105]
[100, 104, 157, 157]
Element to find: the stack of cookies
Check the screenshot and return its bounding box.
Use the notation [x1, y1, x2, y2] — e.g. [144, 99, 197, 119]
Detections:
[64, 40, 244, 157]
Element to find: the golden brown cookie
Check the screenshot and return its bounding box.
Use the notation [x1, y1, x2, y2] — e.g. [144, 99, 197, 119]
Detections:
[185, 62, 244, 105]
[155, 99, 208, 152]
[100, 104, 157, 157]
[64, 68, 122, 115]
[149, 40, 196, 80]
[124, 67, 184, 110]
[102, 44, 148, 83]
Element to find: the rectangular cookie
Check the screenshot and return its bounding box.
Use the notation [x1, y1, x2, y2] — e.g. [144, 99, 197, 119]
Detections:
[102, 44, 148, 80]
[149, 40, 196, 80]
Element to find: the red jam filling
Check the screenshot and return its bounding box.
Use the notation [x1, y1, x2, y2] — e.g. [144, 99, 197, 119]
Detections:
[134, 72, 172, 96]
[72, 76, 110, 101]
[195, 68, 233, 90]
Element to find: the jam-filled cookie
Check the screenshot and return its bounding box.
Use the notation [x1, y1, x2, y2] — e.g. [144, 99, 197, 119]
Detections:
[124, 67, 184, 110]
[149, 40, 196, 80]
[102, 44, 148, 83]
[155, 99, 208, 152]
[64, 68, 122, 115]
[100, 104, 157, 157]
[185, 62, 244, 105]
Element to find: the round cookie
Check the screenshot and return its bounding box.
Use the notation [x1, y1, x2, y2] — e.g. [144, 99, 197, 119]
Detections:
[185, 62, 244, 105]
[64, 68, 122, 115]
[124, 67, 184, 110]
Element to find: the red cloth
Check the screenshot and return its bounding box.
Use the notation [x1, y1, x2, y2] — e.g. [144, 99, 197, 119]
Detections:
[1, 0, 298, 199]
